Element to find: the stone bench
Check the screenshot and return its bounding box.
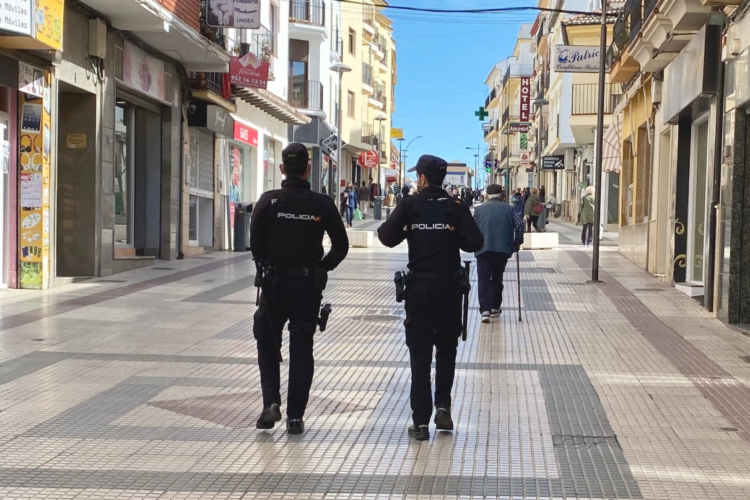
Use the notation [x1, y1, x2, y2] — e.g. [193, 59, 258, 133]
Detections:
[521, 232, 559, 250]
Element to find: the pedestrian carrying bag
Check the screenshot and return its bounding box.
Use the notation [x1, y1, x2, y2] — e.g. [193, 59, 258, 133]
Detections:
[354, 208, 362, 221]
[533, 201, 543, 215]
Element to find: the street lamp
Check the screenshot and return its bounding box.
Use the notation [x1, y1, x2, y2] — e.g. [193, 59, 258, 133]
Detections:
[501, 128, 515, 194]
[330, 61, 352, 200]
[591, 1, 608, 283]
[375, 113, 387, 189]
[466, 145, 482, 190]
[400, 135, 423, 183]
[533, 96, 549, 191]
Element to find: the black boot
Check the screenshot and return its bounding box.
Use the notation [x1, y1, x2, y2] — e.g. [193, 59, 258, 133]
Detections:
[255, 404, 281, 429]
[434, 407, 454, 431]
[408, 424, 430, 441]
[286, 418, 304, 435]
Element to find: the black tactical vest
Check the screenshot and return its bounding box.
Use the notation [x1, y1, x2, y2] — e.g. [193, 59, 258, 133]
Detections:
[263, 189, 326, 267]
[406, 195, 462, 272]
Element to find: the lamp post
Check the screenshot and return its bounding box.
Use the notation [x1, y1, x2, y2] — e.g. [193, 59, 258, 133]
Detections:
[465, 145, 482, 190]
[375, 113, 387, 190]
[330, 62, 352, 200]
[591, 1, 608, 283]
[400, 135, 423, 185]
[501, 129, 514, 194]
[532, 95, 549, 190]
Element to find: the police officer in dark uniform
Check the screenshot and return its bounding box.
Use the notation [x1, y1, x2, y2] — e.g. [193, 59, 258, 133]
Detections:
[377, 154, 484, 440]
[250, 143, 349, 434]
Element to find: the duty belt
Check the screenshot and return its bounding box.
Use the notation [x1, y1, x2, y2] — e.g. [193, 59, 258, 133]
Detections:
[407, 269, 463, 281]
[264, 265, 316, 277]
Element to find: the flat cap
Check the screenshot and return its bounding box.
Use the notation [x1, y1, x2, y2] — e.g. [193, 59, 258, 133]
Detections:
[486, 184, 503, 195]
[407, 154, 448, 179]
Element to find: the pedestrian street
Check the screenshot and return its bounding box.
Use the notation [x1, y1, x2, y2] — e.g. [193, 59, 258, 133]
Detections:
[2, 232, 750, 499]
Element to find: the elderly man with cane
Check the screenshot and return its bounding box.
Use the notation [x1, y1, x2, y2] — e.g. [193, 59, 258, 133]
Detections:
[473, 184, 525, 323]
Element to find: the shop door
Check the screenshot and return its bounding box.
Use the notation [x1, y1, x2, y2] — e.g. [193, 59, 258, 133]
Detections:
[687, 117, 709, 284]
[0, 110, 8, 286]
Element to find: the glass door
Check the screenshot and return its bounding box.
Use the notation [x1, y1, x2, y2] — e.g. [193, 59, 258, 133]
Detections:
[688, 117, 709, 284]
[0, 110, 9, 287]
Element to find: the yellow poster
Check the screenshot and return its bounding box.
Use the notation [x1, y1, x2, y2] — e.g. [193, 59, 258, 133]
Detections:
[66, 133, 87, 149]
[390, 128, 403, 139]
[34, 0, 64, 51]
[18, 69, 51, 289]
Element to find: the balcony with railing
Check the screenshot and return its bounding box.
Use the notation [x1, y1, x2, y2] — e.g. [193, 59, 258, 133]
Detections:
[239, 27, 275, 78]
[608, 2, 641, 83]
[502, 104, 521, 124]
[189, 71, 236, 109]
[502, 64, 533, 87]
[362, 63, 373, 90]
[571, 84, 623, 115]
[288, 78, 324, 111]
[363, 5, 375, 28]
[289, 0, 326, 27]
[361, 122, 379, 146]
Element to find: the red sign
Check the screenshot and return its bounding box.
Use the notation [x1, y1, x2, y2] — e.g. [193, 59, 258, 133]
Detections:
[234, 122, 258, 147]
[358, 151, 379, 169]
[520, 76, 531, 122]
[229, 54, 270, 90]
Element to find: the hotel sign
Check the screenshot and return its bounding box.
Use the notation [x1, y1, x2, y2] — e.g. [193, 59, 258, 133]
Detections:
[0, 0, 32, 36]
[554, 45, 600, 73]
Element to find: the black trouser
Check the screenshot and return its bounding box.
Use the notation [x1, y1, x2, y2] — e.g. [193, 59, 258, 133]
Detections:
[581, 223, 593, 245]
[404, 276, 462, 426]
[254, 270, 322, 419]
[526, 215, 539, 232]
[476, 251, 511, 313]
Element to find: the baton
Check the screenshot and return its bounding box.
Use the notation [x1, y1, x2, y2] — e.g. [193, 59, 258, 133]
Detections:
[462, 260, 471, 342]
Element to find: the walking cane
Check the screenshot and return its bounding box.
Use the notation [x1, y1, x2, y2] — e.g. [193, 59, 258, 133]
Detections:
[516, 251, 522, 322]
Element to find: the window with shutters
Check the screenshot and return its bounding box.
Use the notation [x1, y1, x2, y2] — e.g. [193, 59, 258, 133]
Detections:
[188, 128, 215, 197]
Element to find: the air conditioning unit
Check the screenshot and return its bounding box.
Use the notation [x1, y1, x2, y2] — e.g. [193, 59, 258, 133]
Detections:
[564, 148, 576, 171]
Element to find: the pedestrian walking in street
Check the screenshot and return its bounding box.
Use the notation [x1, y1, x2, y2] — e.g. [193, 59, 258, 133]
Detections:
[344, 183, 358, 228]
[377, 154, 484, 441]
[250, 143, 349, 435]
[402, 183, 411, 199]
[546, 193, 557, 218]
[473, 185, 525, 323]
[358, 181, 371, 219]
[464, 189, 474, 207]
[537, 186, 547, 232]
[579, 186, 596, 246]
[524, 188, 542, 232]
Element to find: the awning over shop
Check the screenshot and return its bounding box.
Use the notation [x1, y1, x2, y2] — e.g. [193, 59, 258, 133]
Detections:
[602, 113, 622, 173]
[78, 0, 230, 72]
[236, 87, 312, 126]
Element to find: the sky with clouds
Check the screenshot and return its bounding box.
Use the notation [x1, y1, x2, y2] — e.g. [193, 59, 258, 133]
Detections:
[385, 0, 538, 181]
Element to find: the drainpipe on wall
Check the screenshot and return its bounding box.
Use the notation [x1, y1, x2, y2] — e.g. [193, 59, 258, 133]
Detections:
[706, 57, 725, 313]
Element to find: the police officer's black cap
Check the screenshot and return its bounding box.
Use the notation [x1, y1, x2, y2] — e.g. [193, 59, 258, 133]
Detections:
[486, 184, 503, 195]
[408, 155, 448, 179]
[282, 143, 309, 170]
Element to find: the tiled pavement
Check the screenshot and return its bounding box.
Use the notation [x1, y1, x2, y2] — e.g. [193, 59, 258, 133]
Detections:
[3, 236, 750, 499]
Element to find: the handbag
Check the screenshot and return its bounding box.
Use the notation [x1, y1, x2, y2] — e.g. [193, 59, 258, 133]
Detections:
[354, 208, 362, 221]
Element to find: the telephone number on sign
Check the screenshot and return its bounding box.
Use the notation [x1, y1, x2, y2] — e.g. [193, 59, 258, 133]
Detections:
[231, 77, 266, 86]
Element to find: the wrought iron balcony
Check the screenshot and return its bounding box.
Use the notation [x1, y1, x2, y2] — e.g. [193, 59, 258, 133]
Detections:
[502, 64, 533, 87]
[288, 78, 324, 110]
[626, 0, 643, 45]
[571, 84, 623, 115]
[189, 72, 235, 104]
[289, 0, 326, 26]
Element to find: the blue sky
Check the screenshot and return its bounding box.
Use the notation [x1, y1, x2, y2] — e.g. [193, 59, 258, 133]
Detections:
[388, 0, 537, 169]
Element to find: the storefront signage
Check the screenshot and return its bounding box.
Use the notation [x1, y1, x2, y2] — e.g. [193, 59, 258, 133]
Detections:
[519, 76, 531, 122]
[66, 133, 87, 148]
[230, 53, 270, 89]
[520, 151, 530, 167]
[553, 45, 600, 73]
[358, 150, 378, 169]
[0, 0, 33, 36]
[508, 122, 530, 133]
[34, 0, 63, 51]
[482, 122, 493, 131]
[444, 173, 466, 186]
[541, 155, 565, 170]
[234, 122, 258, 146]
[122, 41, 165, 102]
[206, 0, 260, 29]
[207, 106, 234, 137]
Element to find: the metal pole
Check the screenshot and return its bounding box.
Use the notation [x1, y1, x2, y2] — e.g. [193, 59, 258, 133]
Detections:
[398, 139, 403, 186]
[591, 1, 607, 283]
[336, 72, 344, 200]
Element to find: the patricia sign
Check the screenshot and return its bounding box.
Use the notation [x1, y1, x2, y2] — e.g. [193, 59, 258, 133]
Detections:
[554, 46, 600, 73]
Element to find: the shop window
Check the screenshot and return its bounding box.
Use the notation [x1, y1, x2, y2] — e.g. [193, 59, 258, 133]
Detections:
[635, 126, 653, 223]
[114, 104, 133, 245]
[621, 139, 633, 226]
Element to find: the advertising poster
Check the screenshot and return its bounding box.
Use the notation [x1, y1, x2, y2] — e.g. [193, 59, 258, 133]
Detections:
[122, 41, 165, 101]
[229, 146, 242, 227]
[34, 0, 64, 51]
[18, 70, 51, 289]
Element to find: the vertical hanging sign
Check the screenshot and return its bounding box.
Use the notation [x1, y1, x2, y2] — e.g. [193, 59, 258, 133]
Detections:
[519, 76, 531, 122]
